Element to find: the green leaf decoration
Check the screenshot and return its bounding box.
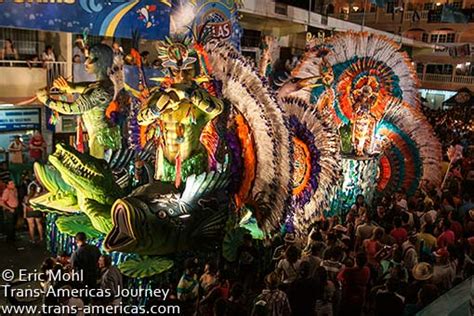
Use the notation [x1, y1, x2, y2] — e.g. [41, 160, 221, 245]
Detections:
[222, 227, 250, 262]
[238, 209, 266, 240]
[239, 220, 265, 240]
[118, 256, 174, 278]
[56, 214, 103, 239]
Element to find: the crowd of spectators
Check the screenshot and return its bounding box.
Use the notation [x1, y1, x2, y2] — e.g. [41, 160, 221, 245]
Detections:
[0, 131, 47, 243]
[1, 38, 57, 69]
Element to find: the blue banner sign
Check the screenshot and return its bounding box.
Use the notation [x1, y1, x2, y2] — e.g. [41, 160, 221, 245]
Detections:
[0, 0, 171, 40]
[192, 0, 242, 49]
[0, 108, 41, 131]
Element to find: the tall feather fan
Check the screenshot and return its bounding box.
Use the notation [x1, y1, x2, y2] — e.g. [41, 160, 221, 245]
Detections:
[205, 40, 292, 233]
[281, 96, 342, 236]
[288, 32, 419, 110]
[376, 99, 443, 193]
[324, 32, 420, 109]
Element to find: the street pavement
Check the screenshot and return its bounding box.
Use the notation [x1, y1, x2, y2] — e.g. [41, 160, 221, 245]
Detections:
[0, 230, 49, 307]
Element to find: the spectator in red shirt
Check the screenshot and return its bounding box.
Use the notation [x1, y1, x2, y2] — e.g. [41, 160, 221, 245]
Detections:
[338, 252, 371, 316]
[390, 216, 408, 245]
[448, 211, 463, 241]
[29, 131, 47, 162]
[437, 218, 455, 248]
[0, 181, 6, 197]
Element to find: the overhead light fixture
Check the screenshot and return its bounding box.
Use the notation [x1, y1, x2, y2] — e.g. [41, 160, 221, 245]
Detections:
[179, 214, 191, 219]
[0, 104, 15, 107]
[436, 2, 442, 6]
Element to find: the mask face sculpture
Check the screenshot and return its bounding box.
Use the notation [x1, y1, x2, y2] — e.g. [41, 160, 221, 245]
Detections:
[36, 44, 122, 159]
[104, 171, 230, 255]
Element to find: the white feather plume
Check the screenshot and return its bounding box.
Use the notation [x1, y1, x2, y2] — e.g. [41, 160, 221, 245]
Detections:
[281, 97, 342, 236]
[205, 40, 292, 232]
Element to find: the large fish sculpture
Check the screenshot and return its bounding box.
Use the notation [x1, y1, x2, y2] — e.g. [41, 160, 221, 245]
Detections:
[104, 171, 230, 255]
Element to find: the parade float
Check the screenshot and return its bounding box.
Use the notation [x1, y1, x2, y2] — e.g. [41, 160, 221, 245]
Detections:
[284, 32, 443, 215]
[0, 0, 442, 299]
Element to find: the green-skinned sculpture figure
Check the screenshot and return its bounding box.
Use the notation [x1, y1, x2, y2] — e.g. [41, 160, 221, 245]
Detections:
[36, 44, 121, 159]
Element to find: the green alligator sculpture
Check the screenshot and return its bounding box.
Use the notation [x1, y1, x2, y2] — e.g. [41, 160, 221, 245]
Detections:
[32, 143, 230, 255]
[32, 143, 123, 234]
[32, 162, 78, 214]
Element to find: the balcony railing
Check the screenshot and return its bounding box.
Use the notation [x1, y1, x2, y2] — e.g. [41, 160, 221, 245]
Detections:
[404, 10, 430, 21]
[453, 75, 474, 85]
[0, 60, 67, 84]
[353, 12, 377, 22]
[338, 10, 432, 24]
[417, 72, 474, 86]
[0, 60, 68, 99]
[424, 73, 453, 82]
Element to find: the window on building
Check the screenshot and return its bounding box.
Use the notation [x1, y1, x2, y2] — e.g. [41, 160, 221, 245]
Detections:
[422, 33, 429, 42]
[241, 29, 262, 48]
[446, 33, 455, 42]
[0, 28, 39, 58]
[386, 1, 395, 13]
[452, 1, 462, 8]
[416, 63, 424, 74]
[444, 64, 453, 74]
[426, 64, 453, 75]
[423, 2, 433, 10]
[430, 34, 438, 42]
[326, 4, 335, 14]
[241, 50, 257, 64]
[438, 34, 447, 43]
[275, 2, 288, 15]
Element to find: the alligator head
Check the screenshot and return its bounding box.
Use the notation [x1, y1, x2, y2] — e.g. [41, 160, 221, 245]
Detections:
[48, 143, 122, 205]
[31, 162, 78, 214]
[32, 143, 124, 234]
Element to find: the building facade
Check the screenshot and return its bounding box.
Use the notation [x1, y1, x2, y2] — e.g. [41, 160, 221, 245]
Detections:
[330, 0, 474, 106]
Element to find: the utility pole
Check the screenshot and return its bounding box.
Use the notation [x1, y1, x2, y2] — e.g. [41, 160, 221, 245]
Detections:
[361, 0, 368, 31]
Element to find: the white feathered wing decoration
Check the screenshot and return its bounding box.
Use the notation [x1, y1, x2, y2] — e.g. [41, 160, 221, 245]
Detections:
[281, 96, 342, 235]
[205, 40, 292, 232]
